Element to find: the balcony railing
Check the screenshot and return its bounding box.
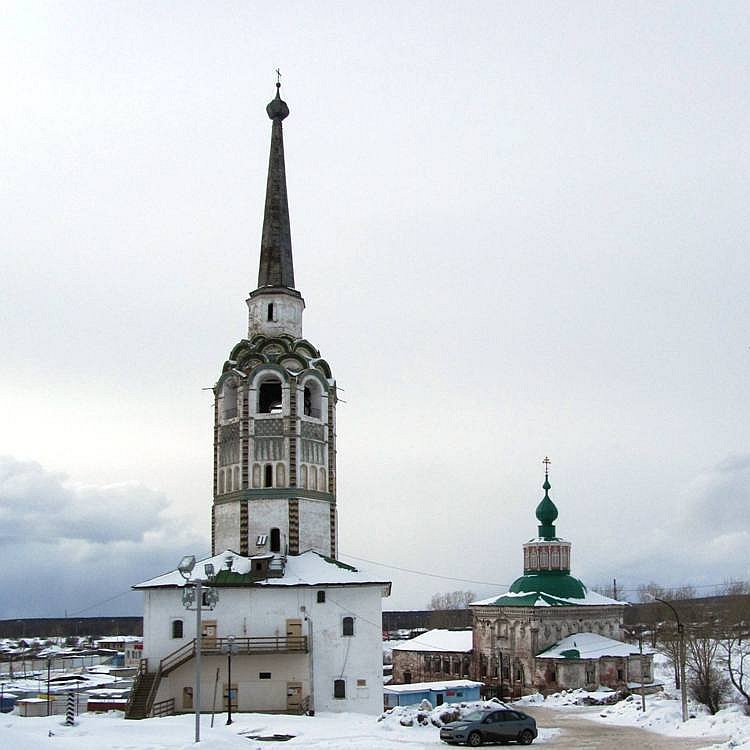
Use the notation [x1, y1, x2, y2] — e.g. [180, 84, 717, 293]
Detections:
[201, 635, 308, 655]
[159, 636, 308, 676]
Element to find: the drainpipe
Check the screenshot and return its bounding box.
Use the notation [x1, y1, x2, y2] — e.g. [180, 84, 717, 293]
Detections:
[301, 607, 314, 715]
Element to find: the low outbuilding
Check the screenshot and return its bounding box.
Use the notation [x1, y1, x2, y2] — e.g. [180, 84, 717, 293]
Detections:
[383, 679, 483, 708]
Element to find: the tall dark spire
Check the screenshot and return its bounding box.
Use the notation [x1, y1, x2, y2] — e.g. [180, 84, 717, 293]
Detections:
[257, 82, 295, 290]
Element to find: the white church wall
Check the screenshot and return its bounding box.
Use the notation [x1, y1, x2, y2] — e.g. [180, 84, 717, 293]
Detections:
[213, 502, 241, 553]
[296, 497, 332, 555]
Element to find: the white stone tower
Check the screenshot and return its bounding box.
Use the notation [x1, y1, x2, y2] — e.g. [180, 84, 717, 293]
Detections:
[212, 83, 337, 558]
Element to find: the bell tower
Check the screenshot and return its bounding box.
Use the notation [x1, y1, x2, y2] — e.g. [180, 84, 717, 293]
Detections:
[211, 83, 338, 559]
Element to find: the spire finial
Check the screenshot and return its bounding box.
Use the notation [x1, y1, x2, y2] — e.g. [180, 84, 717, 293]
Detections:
[266, 72, 289, 121]
[536, 456, 558, 538]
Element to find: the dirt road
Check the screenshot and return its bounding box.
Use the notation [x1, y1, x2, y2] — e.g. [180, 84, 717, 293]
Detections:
[522, 705, 723, 749]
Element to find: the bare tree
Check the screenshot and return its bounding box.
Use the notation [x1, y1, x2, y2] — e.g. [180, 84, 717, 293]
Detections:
[720, 626, 750, 706]
[686, 628, 730, 715]
[428, 590, 476, 610]
[656, 622, 683, 690]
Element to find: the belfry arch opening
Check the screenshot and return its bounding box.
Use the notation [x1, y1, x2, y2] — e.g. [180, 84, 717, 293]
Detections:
[221, 379, 238, 420]
[258, 377, 282, 414]
[303, 380, 322, 418]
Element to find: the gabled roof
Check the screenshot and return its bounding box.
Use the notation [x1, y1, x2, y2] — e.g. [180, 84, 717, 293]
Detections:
[133, 549, 391, 593]
[536, 632, 655, 660]
[391, 629, 473, 654]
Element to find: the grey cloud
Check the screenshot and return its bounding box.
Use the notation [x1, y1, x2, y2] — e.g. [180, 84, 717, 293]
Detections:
[0, 455, 205, 618]
[0, 455, 170, 543]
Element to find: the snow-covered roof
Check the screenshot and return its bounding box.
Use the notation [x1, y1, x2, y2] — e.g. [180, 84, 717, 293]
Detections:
[384, 679, 484, 694]
[391, 629, 472, 654]
[133, 549, 391, 593]
[536, 632, 656, 660]
[472, 588, 625, 608]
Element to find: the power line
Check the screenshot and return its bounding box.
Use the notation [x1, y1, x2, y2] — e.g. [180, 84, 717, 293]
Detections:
[339, 553, 511, 590]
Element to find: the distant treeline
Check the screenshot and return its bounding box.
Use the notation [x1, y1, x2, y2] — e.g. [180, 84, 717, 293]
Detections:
[0, 616, 143, 638]
[1, 595, 747, 639]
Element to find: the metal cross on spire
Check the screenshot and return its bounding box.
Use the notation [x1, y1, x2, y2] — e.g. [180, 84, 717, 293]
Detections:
[275, 68, 282, 86]
[542, 456, 551, 478]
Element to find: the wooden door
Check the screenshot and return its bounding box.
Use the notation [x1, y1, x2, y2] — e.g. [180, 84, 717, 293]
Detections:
[202, 620, 217, 649]
[286, 619, 302, 638]
[286, 681, 302, 713]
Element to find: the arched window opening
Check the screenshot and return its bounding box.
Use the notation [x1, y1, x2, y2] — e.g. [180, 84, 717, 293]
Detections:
[264, 464, 273, 488]
[234, 466, 240, 491]
[300, 465, 308, 489]
[258, 379, 282, 414]
[310, 468, 317, 491]
[252, 464, 261, 488]
[270, 527, 281, 553]
[219, 470, 225, 495]
[172, 620, 184, 639]
[319, 468, 326, 492]
[333, 679, 345, 699]
[227, 470, 233, 493]
[303, 381, 322, 418]
[221, 379, 238, 420]
[267, 303, 274, 321]
[275, 463, 285, 487]
[342, 616, 354, 636]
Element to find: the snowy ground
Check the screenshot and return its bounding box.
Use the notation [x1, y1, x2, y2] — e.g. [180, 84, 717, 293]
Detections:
[0, 708, 559, 750]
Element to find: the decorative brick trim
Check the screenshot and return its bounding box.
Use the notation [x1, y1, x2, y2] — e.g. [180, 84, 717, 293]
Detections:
[288, 498, 300, 555]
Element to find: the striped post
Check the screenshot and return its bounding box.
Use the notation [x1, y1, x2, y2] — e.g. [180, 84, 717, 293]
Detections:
[65, 692, 75, 725]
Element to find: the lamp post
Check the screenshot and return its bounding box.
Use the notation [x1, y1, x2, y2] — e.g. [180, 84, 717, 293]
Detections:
[649, 595, 688, 722]
[178, 555, 219, 743]
[224, 635, 235, 725]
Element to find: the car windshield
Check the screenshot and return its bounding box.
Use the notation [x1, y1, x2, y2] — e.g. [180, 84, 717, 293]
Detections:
[462, 711, 486, 722]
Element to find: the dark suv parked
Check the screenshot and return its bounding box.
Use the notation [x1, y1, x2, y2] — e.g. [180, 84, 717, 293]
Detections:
[439, 707, 537, 746]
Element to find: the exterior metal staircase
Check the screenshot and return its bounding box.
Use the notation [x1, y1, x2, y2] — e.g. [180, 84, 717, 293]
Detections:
[123, 635, 308, 719]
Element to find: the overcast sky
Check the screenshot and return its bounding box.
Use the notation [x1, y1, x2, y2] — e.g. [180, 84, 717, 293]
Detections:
[1, 1, 748, 619]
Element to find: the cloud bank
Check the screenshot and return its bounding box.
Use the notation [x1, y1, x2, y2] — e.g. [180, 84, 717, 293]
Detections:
[0, 456, 205, 619]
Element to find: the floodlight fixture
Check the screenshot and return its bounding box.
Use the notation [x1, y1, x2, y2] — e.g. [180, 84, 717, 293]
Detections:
[178, 555, 196, 579]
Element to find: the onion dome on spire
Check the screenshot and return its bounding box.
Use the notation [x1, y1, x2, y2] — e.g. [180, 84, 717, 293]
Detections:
[536, 466, 559, 540]
[257, 79, 295, 290]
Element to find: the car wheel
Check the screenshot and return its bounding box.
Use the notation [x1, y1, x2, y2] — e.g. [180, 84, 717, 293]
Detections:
[467, 731, 483, 747]
[518, 729, 534, 745]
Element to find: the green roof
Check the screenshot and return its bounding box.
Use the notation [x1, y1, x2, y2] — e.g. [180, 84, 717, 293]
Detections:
[510, 571, 587, 599]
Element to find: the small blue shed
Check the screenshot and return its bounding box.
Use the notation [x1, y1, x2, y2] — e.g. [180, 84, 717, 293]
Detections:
[384, 679, 483, 708]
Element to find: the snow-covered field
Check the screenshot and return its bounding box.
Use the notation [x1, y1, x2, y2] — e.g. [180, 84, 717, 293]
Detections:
[0, 707, 559, 750]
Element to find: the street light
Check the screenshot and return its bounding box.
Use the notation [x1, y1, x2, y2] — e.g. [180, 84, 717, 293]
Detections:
[224, 635, 235, 725]
[646, 594, 688, 722]
[179, 556, 219, 743]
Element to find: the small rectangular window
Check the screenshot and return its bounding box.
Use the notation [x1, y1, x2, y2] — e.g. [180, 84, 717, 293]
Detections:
[333, 679, 346, 699]
[356, 679, 367, 688]
[342, 616, 354, 636]
[317, 590, 326, 603]
[256, 534, 267, 546]
[259, 672, 272, 680]
[267, 303, 274, 321]
[171, 620, 184, 639]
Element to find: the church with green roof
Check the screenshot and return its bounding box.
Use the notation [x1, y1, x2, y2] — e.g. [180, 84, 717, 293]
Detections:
[469, 464, 627, 696]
